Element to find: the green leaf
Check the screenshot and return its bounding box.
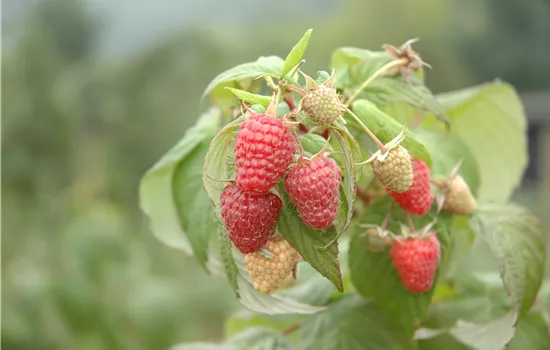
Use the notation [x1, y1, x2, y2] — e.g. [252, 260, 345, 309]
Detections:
[299, 133, 333, 156]
[219, 227, 239, 297]
[349, 197, 451, 333]
[171, 342, 229, 350]
[281, 29, 312, 78]
[203, 56, 284, 98]
[367, 78, 449, 126]
[277, 188, 343, 292]
[449, 312, 518, 350]
[330, 47, 389, 88]
[331, 128, 358, 234]
[435, 81, 528, 202]
[225, 88, 272, 108]
[299, 295, 415, 350]
[350, 99, 432, 166]
[173, 327, 293, 350]
[225, 310, 299, 338]
[415, 129, 480, 196]
[469, 203, 545, 313]
[172, 139, 219, 269]
[509, 311, 550, 350]
[139, 108, 222, 265]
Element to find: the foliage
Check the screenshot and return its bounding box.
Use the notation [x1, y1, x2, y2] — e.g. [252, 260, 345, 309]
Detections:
[140, 30, 547, 349]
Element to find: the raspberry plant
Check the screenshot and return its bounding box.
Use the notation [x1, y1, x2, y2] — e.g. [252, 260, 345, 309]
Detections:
[140, 30, 547, 349]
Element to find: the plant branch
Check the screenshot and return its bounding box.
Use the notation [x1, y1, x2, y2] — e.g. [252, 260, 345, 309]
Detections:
[346, 58, 408, 105]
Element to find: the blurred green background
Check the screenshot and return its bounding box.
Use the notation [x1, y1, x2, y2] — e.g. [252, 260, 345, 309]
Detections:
[2, 0, 550, 349]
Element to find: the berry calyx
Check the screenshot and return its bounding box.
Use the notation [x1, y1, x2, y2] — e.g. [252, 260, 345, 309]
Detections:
[372, 145, 413, 193]
[387, 159, 433, 215]
[284, 156, 342, 229]
[234, 114, 296, 195]
[220, 184, 282, 254]
[390, 234, 440, 293]
[441, 175, 477, 215]
[245, 236, 301, 294]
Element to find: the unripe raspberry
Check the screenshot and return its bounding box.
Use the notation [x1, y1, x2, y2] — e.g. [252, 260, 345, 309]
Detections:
[245, 237, 301, 294]
[284, 157, 342, 229]
[220, 184, 282, 254]
[235, 114, 296, 195]
[301, 85, 345, 127]
[390, 234, 440, 293]
[387, 159, 433, 216]
[372, 146, 413, 193]
[442, 175, 477, 215]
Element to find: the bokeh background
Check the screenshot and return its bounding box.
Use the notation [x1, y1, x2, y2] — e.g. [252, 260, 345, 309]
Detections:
[2, 0, 550, 349]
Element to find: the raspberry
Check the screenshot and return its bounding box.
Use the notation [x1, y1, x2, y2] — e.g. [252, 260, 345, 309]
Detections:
[387, 159, 433, 215]
[234, 114, 296, 195]
[245, 236, 301, 294]
[372, 146, 413, 193]
[284, 157, 342, 229]
[390, 234, 440, 293]
[301, 85, 345, 127]
[442, 175, 477, 215]
[220, 184, 282, 254]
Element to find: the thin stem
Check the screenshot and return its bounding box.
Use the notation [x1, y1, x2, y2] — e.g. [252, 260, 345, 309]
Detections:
[281, 321, 303, 335]
[284, 83, 307, 96]
[345, 107, 387, 153]
[284, 92, 296, 111]
[406, 213, 415, 233]
[346, 58, 408, 105]
[381, 203, 394, 230]
[430, 178, 447, 190]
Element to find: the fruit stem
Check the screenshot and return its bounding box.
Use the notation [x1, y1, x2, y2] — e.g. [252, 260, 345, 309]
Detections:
[381, 203, 393, 230]
[284, 83, 307, 96]
[346, 57, 409, 105]
[281, 321, 302, 335]
[284, 92, 297, 111]
[345, 107, 387, 153]
[406, 213, 416, 233]
[430, 178, 447, 191]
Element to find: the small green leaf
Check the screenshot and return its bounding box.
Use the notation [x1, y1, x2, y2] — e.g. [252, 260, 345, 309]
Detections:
[140, 108, 222, 264]
[219, 227, 239, 297]
[299, 295, 415, 350]
[349, 197, 451, 333]
[330, 47, 389, 88]
[225, 87, 272, 108]
[350, 99, 432, 166]
[277, 188, 343, 292]
[203, 56, 284, 98]
[281, 29, 312, 78]
[434, 81, 528, 202]
[469, 203, 545, 313]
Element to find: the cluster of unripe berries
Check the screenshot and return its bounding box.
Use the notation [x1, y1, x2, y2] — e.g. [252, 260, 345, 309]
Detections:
[220, 82, 344, 293]
[369, 143, 477, 293]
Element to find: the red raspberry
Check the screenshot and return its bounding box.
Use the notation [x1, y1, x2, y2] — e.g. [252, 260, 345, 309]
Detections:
[390, 234, 440, 293]
[387, 159, 433, 215]
[220, 184, 282, 254]
[284, 157, 342, 229]
[235, 114, 296, 195]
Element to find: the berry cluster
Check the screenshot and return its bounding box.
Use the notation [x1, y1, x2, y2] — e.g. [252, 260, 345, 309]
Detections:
[219, 105, 343, 294]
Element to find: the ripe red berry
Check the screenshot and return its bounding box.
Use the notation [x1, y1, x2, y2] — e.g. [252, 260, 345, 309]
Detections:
[220, 184, 282, 254]
[235, 114, 296, 195]
[390, 234, 440, 293]
[284, 157, 342, 229]
[387, 159, 433, 215]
